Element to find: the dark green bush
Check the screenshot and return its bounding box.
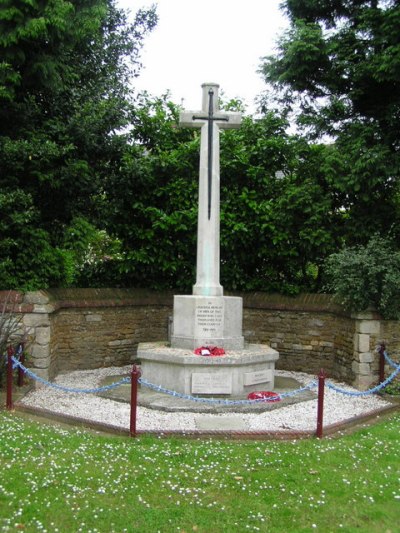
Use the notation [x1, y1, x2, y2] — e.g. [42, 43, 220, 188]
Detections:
[0, 190, 73, 290]
[324, 235, 400, 319]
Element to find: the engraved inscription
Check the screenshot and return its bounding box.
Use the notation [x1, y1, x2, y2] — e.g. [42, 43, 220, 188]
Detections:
[192, 373, 232, 394]
[243, 370, 273, 386]
[195, 301, 224, 336]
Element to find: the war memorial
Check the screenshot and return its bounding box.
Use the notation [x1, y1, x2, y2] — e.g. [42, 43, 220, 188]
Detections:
[138, 83, 279, 397]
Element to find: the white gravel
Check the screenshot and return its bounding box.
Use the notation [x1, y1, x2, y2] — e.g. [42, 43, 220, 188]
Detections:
[19, 366, 392, 433]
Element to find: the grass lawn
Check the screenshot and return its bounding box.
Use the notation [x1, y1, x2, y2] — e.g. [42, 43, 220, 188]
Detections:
[0, 411, 399, 533]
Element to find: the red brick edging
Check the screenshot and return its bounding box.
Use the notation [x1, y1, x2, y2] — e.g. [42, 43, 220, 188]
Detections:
[13, 402, 399, 440]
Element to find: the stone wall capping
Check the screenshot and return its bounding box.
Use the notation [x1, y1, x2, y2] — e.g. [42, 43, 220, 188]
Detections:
[238, 292, 349, 316]
[33, 304, 55, 314]
[357, 320, 381, 335]
[0, 290, 32, 312]
[0, 290, 24, 304]
[23, 291, 50, 305]
[43, 288, 174, 310]
[351, 309, 382, 320]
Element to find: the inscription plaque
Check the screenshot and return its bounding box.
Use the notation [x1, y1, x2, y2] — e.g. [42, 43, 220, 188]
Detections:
[195, 301, 224, 337]
[191, 372, 232, 394]
[243, 369, 273, 386]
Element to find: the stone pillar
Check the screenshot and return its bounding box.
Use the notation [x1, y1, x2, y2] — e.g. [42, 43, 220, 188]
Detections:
[22, 291, 55, 383]
[352, 311, 381, 390]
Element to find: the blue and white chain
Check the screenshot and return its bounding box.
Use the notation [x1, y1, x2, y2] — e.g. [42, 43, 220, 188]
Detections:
[327, 352, 400, 397]
[138, 377, 317, 405]
[11, 357, 130, 394]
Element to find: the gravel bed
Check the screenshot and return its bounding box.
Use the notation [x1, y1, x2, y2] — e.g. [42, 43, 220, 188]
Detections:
[19, 366, 392, 433]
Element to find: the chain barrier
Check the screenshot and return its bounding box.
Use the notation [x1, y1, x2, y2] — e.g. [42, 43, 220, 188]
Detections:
[6, 346, 399, 439]
[11, 357, 130, 394]
[326, 356, 400, 397]
[384, 350, 400, 370]
[8, 350, 400, 403]
[10, 355, 317, 404]
[138, 377, 318, 405]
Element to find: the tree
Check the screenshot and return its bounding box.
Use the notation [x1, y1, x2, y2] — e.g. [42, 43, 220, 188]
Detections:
[102, 94, 338, 293]
[219, 113, 338, 293]
[102, 93, 199, 291]
[260, 0, 400, 245]
[0, 189, 70, 290]
[0, 0, 157, 289]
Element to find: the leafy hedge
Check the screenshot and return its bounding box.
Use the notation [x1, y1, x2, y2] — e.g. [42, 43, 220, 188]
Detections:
[324, 235, 400, 319]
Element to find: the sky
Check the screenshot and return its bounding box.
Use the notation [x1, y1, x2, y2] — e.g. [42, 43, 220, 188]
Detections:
[116, 0, 288, 113]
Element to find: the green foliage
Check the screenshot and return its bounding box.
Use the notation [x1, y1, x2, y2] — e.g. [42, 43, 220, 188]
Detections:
[0, 189, 71, 290]
[382, 381, 400, 396]
[102, 95, 339, 293]
[63, 216, 123, 287]
[263, 0, 400, 128]
[103, 93, 199, 291]
[219, 114, 338, 293]
[324, 235, 400, 319]
[321, 121, 400, 243]
[0, 0, 157, 289]
[260, 0, 400, 246]
[5, 0, 399, 296]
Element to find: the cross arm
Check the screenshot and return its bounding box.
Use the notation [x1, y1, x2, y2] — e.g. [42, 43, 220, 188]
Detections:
[218, 112, 242, 130]
[179, 111, 203, 128]
[179, 110, 242, 129]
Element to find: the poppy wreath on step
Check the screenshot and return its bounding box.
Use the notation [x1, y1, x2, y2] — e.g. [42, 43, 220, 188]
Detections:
[247, 391, 280, 402]
[194, 346, 225, 356]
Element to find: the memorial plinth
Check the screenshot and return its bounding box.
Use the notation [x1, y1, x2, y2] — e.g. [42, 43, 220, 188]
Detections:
[137, 342, 279, 396]
[170, 295, 244, 350]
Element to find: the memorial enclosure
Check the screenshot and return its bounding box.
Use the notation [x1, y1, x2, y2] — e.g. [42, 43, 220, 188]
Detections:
[4, 288, 399, 391]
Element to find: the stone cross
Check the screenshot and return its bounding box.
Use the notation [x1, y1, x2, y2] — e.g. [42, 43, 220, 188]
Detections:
[180, 83, 242, 297]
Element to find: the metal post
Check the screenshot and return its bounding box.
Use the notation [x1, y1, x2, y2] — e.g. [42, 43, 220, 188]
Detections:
[6, 346, 14, 410]
[378, 343, 386, 385]
[316, 368, 326, 439]
[130, 365, 141, 438]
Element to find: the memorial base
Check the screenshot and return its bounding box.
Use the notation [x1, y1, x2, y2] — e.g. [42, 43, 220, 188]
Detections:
[171, 294, 244, 350]
[138, 342, 279, 397]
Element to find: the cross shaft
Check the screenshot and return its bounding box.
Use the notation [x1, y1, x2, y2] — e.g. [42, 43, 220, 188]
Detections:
[179, 83, 241, 297]
[192, 88, 228, 219]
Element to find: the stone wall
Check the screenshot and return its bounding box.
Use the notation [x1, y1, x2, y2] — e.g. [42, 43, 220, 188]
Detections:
[243, 309, 354, 379]
[46, 289, 172, 379]
[241, 294, 383, 389]
[51, 305, 170, 375]
[2, 289, 399, 389]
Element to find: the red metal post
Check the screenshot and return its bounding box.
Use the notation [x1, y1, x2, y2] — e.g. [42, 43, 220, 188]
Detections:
[17, 343, 25, 387]
[316, 368, 326, 439]
[378, 343, 386, 385]
[130, 365, 141, 438]
[6, 346, 14, 410]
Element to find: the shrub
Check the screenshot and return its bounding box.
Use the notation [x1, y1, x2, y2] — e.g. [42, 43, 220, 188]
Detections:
[0, 190, 73, 290]
[324, 235, 400, 319]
